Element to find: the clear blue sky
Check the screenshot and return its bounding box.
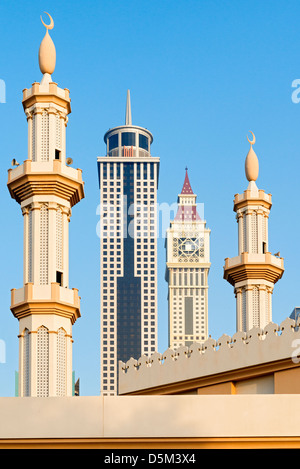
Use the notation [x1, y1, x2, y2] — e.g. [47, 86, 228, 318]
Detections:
[1, 0, 300, 397]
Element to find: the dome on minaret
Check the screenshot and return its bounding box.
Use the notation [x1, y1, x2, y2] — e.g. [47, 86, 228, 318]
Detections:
[245, 131, 259, 182]
[38, 12, 56, 76]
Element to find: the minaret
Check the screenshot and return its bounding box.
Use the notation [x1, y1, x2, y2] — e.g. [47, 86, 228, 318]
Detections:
[223, 132, 284, 332]
[7, 13, 84, 397]
[97, 91, 160, 395]
[165, 169, 211, 349]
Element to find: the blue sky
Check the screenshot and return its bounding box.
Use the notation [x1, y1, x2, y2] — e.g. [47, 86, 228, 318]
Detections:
[1, 0, 300, 396]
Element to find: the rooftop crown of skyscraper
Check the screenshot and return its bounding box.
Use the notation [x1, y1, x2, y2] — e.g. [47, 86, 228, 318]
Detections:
[103, 90, 153, 157]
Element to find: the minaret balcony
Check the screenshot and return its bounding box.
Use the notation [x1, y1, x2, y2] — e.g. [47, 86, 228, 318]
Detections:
[10, 282, 81, 325]
[7, 159, 84, 207]
[223, 252, 284, 286]
[233, 189, 272, 211]
[22, 81, 71, 114]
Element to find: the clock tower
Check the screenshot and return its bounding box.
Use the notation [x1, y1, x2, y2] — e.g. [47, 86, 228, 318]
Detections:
[165, 169, 211, 349]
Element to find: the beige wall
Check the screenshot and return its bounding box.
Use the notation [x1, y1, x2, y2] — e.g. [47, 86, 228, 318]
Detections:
[1, 395, 300, 448]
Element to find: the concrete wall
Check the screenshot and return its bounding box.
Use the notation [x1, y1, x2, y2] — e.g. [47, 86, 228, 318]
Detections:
[1, 394, 300, 448]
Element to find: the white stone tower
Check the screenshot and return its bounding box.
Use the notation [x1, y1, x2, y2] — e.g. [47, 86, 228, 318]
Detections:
[165, 169, 211, 349]
[7, 13, 84, 397]
[97, 90, 160, 395]
[224, 132, 284, 332]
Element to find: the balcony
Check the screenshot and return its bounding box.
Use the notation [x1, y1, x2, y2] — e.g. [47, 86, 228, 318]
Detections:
[10, 283, 81, 324]
[7, 159, 84, 207]
[223, 252, 284, 286]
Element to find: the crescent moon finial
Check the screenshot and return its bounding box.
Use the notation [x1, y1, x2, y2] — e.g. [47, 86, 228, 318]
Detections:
[40, 12, 54, 31]
[39, 12, 56, 76]
[247, 130, 256, 146]
[245, 130, 259, 182]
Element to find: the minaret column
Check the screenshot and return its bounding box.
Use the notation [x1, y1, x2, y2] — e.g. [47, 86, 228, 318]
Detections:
[224, 132, 284, 333]
[235, 287, 242, 331]
[237, 211, 243, 254]
[257, 209, 263, 254]
[25, 110, 33, 160]
[31, 202, 41, 285]
[259, 285, 267, 326]
[8, 13, 84, 397]
[29, 330, 37, 397]
[48, 107, 57, 161]
[245, 209, 253, 254]
[48, 202, 57, 284]
[22, 206, 29, 284]
[48, 330, 57, 396]
[34, 108, 43, 162]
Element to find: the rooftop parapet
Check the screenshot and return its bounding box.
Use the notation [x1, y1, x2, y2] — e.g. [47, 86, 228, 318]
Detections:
[119, 317, 300, 395]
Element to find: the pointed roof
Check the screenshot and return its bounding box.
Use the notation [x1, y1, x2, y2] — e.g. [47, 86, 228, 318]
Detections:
[181, 168, 194, 195]
[125, 89, 132, 125]
[174, 169, 201, 222]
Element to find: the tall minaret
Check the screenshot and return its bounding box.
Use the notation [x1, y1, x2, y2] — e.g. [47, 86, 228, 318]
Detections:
[7, 13, 84, 397]
[98, 90, 160, 395]
[165, 169, 211, 349]
[223, 132, 284, 332]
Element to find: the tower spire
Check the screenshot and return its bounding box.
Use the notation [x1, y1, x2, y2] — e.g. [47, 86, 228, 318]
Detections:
[181, 167, 194, 195]
[125, 89, 132, 125]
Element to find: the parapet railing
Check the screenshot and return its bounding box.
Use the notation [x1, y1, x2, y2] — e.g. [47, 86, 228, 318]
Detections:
[119, 317, 300, 394]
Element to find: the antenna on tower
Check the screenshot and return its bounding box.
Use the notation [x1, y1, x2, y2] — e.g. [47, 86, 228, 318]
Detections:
[125, 89, 132, 125]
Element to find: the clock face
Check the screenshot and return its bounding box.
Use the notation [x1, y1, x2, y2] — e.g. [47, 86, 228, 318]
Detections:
[173, 237, 204, 261]
[182, 239, 198, 252]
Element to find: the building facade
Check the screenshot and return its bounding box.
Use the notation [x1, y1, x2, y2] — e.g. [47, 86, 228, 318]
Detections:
[7, 14, 84, 397]
[97, 91, 160, 395]
[165, 170, 210, 349]
[223, 133, 284, 332]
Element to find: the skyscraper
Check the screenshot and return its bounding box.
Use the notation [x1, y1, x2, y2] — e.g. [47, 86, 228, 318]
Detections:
[165, 169, 211, 349]
[7, 14, 84, 397]
[97, 91, 160, 395]
[223, 133, 284, 332]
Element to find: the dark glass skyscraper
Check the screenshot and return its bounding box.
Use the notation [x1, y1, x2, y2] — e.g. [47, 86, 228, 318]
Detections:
[97, 91, 160, 395]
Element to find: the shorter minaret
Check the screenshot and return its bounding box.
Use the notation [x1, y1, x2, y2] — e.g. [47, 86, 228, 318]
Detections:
[7, 14, 84, 397]
[165, 169, 211, 349]
[224, 132, 284, 332]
